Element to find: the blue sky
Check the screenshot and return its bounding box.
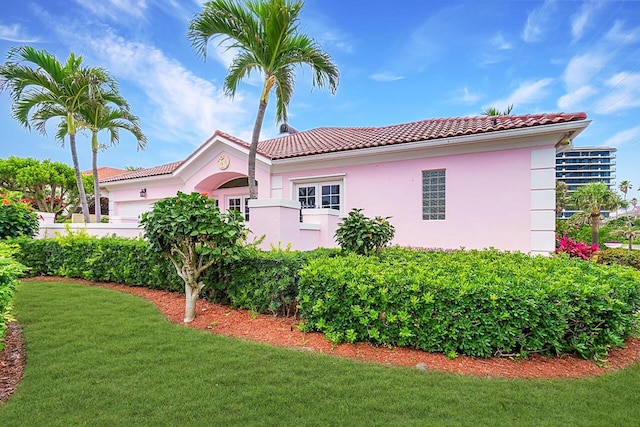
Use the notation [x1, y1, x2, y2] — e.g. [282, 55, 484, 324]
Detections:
[1, 0, 639, 188]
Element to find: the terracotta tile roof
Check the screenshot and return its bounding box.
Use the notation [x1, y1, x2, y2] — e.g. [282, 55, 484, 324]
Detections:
[83, 167, 128, 180]
[100, 161, 183, 183]
[101, 113, 587, 183]
[258, 112, 588, 159]
[214, 130, 252, 150]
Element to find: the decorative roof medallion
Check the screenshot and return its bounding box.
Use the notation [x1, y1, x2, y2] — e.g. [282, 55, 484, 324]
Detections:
[218, 154, 230, 170]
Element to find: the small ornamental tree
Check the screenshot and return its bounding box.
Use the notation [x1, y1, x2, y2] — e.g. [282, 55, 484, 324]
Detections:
[140, 192, 246, 322]
[0, 193, 39, 239]
[335, 208, 395, 256]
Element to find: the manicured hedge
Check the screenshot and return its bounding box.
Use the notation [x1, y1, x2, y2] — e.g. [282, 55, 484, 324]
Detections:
[203, 248, 338, 316]
[298, 248, 640, 360]
[0, 243, 26, 349]
[13, 236, 337, 316]
[599, 248, 640, 270]
[14, 236, 183, 292]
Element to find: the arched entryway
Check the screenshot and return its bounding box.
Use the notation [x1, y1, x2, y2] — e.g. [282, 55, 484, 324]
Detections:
[194, 172, 258, 222]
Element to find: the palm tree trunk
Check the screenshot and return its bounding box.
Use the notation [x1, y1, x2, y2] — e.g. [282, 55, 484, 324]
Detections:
[92, 131, 101, 223]
[69, 133, 91, 223]
[248, 99, 268, 199]
[591, 214, 599, 245]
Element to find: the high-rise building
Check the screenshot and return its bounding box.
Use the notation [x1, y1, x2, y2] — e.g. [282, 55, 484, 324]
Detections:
[555, 146, 617, 218]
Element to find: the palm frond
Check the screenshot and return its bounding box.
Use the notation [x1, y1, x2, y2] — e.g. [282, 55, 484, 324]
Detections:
[224, 50, 260, 97]
[188, 0, 261, 59]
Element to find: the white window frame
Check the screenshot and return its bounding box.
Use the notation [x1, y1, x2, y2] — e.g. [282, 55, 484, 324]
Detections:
[226, 195, 250, 221]
[290, 173, 347, 214]
[293, 180, 344, 212]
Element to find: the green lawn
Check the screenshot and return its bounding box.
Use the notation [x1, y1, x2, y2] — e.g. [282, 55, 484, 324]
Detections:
[1, 281, 639, 426]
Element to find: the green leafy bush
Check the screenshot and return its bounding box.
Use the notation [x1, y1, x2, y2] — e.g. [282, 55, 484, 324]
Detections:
[13, 236, 182, 292]
[298, 248, 640, 360]
[335, 208, 395, 256]
[0, 194, 39, 239]
[13, 235, 338, 317]
[203, 248, 339, 316]
[0, 243, 26, 350]
[599, 248, 640, 270]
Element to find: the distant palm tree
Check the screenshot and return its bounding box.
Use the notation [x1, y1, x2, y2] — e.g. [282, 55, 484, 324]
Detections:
[571, 182, 623, 244]
[619, 180, 632, 196]
[615, 180, 636, 250]
[482, 104, 514, 116]
[58, 104, 147, 222]
[0, 46, 120, 222]
[556, 180, 568, 216]
[188, 0, 339, 199]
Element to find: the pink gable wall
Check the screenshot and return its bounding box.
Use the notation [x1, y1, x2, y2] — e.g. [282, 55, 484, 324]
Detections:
[276, 147, 533, 251]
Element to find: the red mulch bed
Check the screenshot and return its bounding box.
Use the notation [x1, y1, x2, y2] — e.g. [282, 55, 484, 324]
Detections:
[3, 277, 640, 403]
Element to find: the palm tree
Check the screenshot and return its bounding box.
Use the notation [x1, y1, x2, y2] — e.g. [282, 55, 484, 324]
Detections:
[556, 180, 568, 216]
[571, 182, 623, 245]
[58, 104, 147, 222]
[619, 180, 632, 198]
[482, 104, 513, 116]
[0, 46, 119, 222]
[188, 0, 339, 199]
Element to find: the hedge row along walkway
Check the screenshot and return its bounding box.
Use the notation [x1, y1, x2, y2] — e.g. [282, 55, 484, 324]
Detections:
[1, 276, 639, 402]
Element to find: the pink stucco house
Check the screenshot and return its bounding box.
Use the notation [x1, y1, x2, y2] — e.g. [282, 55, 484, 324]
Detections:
[101, 112, 590, 255]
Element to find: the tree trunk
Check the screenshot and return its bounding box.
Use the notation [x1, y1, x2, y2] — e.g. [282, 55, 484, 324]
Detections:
[184, 282, 199, 323]
[591, 213, 599, 245]
[92, 134, 101, 223]
[248, 99, 268, 199]
[629, 237, 633, 251]
[69, 133, 91, 223]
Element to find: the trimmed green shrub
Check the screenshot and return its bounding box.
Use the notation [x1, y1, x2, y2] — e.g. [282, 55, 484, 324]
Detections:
[599, 248, 640, 270]
[298, 248, 640, 360]
[0, 243, 27, 349]
[0, 195, 39, 239]
[13, 236, 182, 292]
[203, 248, 339, 316]
[13, 235, 338, 317]
[335, 208, 395, 256]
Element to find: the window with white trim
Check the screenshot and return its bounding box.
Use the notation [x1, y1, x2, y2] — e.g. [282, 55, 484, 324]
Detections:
[422, 169, 445, 220]
[295, 181, 343, 211]
[227, 195, 250, 221]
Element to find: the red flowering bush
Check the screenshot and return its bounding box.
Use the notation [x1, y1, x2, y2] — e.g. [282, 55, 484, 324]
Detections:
[0, 194, 40, 239]
[555, 235, 599, 260]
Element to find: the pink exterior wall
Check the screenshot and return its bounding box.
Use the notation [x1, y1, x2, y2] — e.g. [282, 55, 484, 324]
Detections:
[102, 133, 559, 253]
[109, 185, 182, 218]
[276, 147, 534, 251]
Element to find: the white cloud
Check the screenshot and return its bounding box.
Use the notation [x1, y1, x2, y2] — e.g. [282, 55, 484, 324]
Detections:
[558, 85, 597, 110]
[605, 20, 640, 44]
[82, 31, 251, 143]
[492, 79, 555, 108]
[522, 0, 554, 42]
[604, 125, 640, 147]
[303, 14, 354, 55]
[452, 86, 481, 105]
[490, 32, 512, 50]
[72, 0, 148, 21]
[314, 29, 353, 54]
[571, 1, 601, 42]
[0, 23, 38, 43]
[562, 53, 605, 91]
[370, 72, 404, 82]
[594, 72, 640, 114]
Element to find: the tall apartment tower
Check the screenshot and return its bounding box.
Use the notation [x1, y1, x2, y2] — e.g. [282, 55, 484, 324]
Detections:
[555, 146, 617, 218]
